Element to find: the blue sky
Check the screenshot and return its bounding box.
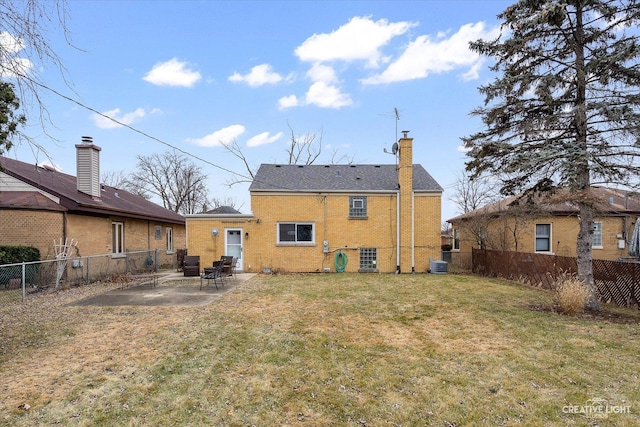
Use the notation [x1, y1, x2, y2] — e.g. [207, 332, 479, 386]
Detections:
[8, 0, 513, 221]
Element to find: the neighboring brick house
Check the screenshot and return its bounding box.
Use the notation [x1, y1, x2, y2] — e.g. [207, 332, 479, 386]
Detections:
[186, 134, 443, 273]
[447, 186, 640, 261]
[0, 137, 185, 267]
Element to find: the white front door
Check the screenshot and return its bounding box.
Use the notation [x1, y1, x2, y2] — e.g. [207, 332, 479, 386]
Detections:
[226, 229, 243, 271]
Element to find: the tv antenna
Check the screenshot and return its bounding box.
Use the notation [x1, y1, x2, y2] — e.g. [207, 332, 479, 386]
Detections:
[383, 107, 400, 156]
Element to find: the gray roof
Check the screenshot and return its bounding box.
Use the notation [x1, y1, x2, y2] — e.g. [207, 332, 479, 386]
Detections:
[249, 164, 443, 193]
[205, 206, 242, 215]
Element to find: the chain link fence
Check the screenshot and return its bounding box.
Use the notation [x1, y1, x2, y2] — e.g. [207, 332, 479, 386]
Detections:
[0, 249, 171, 303]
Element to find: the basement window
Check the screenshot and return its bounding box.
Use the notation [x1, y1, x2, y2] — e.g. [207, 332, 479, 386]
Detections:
[359, 248, 377, 272]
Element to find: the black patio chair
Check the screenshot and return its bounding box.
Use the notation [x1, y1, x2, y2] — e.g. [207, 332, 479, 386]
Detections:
[183, 255, 200, 277]
[200, 260, 225, 290]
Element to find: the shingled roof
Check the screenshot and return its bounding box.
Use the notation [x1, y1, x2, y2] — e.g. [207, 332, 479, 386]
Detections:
[448, 186, 640, 222]
[0, 156, 185, 225]
[249, 164, 443, 193]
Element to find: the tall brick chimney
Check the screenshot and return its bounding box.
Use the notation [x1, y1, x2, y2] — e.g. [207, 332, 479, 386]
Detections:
[398, 131, 414, 273]
[75, 136, 101, 199]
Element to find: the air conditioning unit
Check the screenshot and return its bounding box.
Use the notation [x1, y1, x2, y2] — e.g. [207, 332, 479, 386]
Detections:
[429, 258, 448, 274]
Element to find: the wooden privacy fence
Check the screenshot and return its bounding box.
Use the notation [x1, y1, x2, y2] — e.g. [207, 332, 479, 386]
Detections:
[472, 249, 640, 310]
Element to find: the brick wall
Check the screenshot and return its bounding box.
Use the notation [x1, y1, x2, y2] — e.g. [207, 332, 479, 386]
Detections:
[0, 209, 185, 266]
[0, 209, 64, 258]
[451, 214, 631, 261]
[68, 214, 185, 267]
[186, 189, 442, 274]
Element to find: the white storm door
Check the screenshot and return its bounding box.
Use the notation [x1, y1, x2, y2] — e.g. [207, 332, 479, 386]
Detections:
[226, 229, 243, 271]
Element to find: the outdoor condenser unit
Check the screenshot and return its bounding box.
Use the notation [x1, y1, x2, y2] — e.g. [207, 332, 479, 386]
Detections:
[429, 258, 448, 274]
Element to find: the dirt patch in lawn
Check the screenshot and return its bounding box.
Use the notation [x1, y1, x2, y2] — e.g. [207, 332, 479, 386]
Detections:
[528, 303, 640, 324]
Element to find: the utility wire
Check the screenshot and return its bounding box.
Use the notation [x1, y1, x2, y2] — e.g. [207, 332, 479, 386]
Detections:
[24, 75, 254, 182]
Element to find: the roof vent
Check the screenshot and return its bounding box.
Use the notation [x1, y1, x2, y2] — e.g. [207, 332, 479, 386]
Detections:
[81, 136, 93, 144]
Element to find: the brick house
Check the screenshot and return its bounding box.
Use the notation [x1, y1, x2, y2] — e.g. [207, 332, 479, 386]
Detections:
[0, 137, 185, 266]
[447, 187, 640, 260]
[186, 134, 443, 273]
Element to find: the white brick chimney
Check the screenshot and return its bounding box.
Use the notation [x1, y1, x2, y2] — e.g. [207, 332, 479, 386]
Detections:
[75, 136, 101, 199]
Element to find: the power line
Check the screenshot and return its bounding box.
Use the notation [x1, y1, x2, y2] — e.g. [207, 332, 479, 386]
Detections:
[24, 75, 254, 182]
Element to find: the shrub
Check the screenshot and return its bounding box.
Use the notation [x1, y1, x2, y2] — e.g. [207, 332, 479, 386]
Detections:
[554, 274, 590, 315]
[0, 246, 40, 264]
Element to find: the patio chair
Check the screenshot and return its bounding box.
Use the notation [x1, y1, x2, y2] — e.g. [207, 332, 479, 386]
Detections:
[183, 255, 200, 277]
[230, 257, 238, 277]
[200, 260, 225, 290]
[220, 255, 234, 279]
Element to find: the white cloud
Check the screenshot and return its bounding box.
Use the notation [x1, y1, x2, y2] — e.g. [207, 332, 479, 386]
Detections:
[0, 32, 32, 78]
[278, 95, 300, 110]
[305, 82, 352, 109]
[228, 63, 291, 87]
[461, 60, 483, 82]
[361, 22, 501, 84]
[295, 16, 415, 68]
[187, 124, 246, 147]
[457, 143, 471, 153]
[306, 63, 338, 84]
[92, 107, 147, 129]
[143, 57, 201, 87]
[246, 131, 283, 147]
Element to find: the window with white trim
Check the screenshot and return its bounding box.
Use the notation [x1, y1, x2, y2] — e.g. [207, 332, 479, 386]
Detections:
[277, 223, 314, 244]
[349, 196, 367, 218]
[535, 223, 551, 252]
[592, 222, 602, 248]
[453, 229, 460, 250]
[166, 227, 174, 252]
[112, 222, 125, 255]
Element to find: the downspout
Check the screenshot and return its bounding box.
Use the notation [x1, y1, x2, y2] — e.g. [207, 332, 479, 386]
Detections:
[396, 188, 400, 273]
[322, 194, 328, 271]
[63, 211, 68, 245]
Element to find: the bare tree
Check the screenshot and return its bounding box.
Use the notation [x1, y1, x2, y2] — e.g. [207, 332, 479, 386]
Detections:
[223, 139, 257, 186]
[101, 169, 149, 199]
[450, 171, 500, 214]
[203, 196, 243, 213]
[225, 124, 330, 186]
[286, 123, 322, 165]
[128, 151, 210, 215]
[0, 0, 76, 149]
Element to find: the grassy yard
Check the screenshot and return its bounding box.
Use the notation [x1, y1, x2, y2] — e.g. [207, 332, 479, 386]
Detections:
[1, 273, 639, 426]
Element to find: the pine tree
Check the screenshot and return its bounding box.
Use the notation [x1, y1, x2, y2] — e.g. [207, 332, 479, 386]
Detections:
[463, 0, 640, 311]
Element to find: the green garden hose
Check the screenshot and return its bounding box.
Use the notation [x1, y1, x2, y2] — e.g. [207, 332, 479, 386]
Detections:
[334, 250, 347, 273]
